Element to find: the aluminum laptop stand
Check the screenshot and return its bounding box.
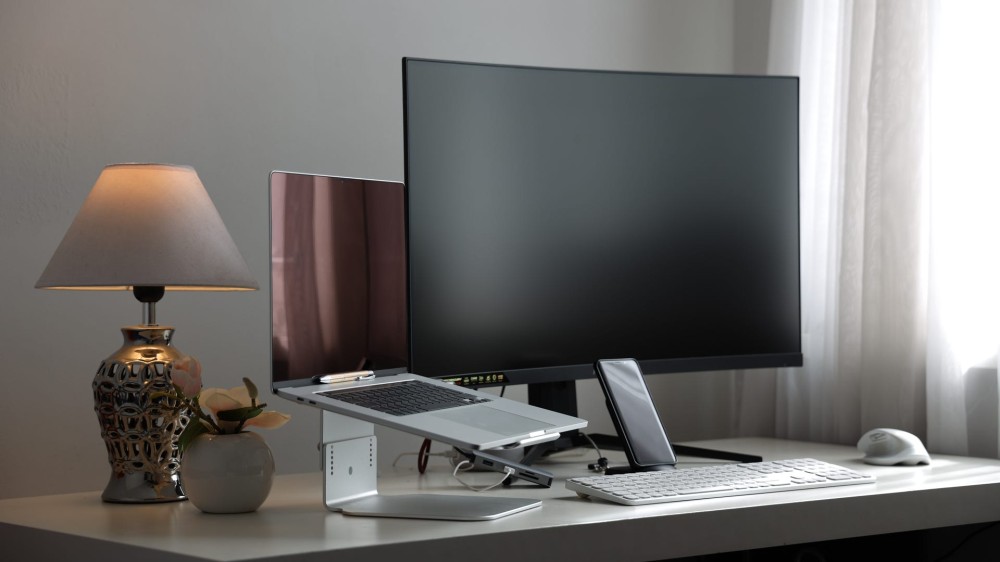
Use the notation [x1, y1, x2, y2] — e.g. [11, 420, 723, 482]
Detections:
[320, 410, 541, 520]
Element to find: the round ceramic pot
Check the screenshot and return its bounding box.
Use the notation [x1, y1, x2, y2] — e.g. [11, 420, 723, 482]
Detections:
[182, 432, 275, 513]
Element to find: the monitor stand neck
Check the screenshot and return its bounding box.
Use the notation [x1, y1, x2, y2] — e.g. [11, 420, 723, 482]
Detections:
[520, 381, 592, 465]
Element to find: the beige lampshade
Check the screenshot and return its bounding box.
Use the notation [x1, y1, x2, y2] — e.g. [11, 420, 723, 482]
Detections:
[36, 163, 258, 291]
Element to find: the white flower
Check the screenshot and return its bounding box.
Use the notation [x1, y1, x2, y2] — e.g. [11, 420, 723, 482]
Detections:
[168, 377, 291, 450]
[200, 385, 291, 433]
[170, 355, 203, 398]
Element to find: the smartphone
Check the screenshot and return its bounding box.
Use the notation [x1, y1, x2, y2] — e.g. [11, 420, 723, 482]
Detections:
[594, 358, 677, 470]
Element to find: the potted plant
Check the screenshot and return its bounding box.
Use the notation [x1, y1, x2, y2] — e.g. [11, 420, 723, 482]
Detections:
[158, 370, 290, 513]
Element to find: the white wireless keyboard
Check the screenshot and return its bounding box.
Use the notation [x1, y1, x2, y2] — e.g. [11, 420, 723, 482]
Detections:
[566, 458, 875, 506]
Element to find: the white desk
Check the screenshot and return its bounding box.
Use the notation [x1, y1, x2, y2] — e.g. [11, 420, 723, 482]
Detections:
[3, 438, 1000, 561]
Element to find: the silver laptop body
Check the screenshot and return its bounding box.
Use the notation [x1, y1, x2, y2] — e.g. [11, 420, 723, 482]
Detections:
[276, 373, 584, 450]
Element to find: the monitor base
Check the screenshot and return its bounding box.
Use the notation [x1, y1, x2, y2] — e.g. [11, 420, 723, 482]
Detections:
[587, 433, 763, 464]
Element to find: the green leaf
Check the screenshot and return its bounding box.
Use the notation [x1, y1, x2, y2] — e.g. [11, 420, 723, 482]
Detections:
[243, 377, 259, 400]
[178, 419, 210, 453]
[216, 406, 263, 422]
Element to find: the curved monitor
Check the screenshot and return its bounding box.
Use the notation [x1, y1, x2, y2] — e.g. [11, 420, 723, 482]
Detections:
[403, 58, 801, 391]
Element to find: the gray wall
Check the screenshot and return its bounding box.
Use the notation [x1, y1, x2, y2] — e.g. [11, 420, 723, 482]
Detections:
[0, 0, 772, 499]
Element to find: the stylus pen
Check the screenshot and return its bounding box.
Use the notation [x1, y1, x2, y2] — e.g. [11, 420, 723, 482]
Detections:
[313, 371, 376, 384]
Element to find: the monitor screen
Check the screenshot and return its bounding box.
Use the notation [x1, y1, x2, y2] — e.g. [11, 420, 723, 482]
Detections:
[403, 59, 801, 388]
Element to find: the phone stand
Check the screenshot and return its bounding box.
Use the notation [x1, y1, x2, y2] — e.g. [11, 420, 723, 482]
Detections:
[594, 358, 764, 473]
[320, 410, 541, 520]
[604, 463, 676, 475]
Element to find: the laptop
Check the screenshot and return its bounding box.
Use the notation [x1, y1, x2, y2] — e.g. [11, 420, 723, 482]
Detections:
[269, 171, 586, 451]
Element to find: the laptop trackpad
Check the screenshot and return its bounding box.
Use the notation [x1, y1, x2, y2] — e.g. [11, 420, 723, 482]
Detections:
[431, 406, 554, 435]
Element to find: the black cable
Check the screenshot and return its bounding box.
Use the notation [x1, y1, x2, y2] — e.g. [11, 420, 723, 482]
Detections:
[580, 432, 609, 472]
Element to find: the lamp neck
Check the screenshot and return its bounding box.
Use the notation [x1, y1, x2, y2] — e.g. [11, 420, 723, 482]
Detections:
[143, 301, 158, 326]
[132, 286, 166, 326]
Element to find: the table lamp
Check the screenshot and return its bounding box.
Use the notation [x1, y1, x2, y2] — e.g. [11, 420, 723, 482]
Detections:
[36, 163, 258, 503]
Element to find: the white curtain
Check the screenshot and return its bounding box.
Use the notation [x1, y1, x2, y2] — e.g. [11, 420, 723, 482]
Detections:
[763, 0, 1000, 457]
[926, 0, 1000, 456]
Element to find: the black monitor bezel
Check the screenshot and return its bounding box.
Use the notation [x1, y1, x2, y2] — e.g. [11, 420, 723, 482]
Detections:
[402, 57, 802, 389]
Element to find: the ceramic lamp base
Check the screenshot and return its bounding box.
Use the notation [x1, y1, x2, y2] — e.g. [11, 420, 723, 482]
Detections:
[92, 326, 191, 503]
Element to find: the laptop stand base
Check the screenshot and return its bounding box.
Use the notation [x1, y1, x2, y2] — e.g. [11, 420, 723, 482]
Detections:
[335, 493, 541, 521]
[320, 411, 541, 520]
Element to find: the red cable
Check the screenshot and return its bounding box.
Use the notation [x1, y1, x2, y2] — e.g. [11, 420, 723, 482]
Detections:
[417, 438, 431, 474]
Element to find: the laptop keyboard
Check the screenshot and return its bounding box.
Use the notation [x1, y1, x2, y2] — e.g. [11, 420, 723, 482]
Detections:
[317, 379, 492, 416]
[566, 458, 875, 506]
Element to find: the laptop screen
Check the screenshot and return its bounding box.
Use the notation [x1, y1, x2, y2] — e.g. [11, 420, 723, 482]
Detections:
[269, 172, 408, 388]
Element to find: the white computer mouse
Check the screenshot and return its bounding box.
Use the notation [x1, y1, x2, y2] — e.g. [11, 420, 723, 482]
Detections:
[857, 428, 931, 466]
